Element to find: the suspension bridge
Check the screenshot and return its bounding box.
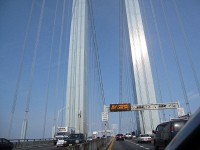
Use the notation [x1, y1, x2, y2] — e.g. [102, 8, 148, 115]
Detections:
[0, 0, 200, 148]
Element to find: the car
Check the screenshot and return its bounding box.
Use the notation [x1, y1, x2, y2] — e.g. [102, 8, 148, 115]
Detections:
[125, 132, 132, 139]
[137, 134, 152, 143]
[56, 137, 68, 147]
[86, 136, 93, 142]
[115, 134, 124, 141]
[101, 135, 106, 139]
[0, 138, 14, 150]
[153, 118, 188, 150]
[165, 108, 200, 150]
[67, 133, 86, 146]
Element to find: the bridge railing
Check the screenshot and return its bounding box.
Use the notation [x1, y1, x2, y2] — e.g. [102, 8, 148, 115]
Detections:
[66, 137, 112, 150]
[10, 138, 54, 148]
[10, 137, 112, 150]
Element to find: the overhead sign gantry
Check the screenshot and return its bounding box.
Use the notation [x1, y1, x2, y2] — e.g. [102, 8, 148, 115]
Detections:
[105, 102, 180, 112]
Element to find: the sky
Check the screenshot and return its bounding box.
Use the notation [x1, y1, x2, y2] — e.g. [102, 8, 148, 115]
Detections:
[0, 0, 200, 139]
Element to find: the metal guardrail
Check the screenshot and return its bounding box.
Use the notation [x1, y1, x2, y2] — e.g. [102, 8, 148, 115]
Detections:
[65, 137, 112, 150]
[10, 137, 112, 150]
[10, 138, 55, 148]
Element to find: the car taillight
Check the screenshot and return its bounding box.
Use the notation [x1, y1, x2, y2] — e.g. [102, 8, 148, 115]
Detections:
[170, 126, 174, 132]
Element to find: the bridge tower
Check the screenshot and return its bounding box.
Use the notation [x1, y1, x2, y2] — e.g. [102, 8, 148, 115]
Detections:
[124, 0, 160, 134]
[65, 0, 88, 134]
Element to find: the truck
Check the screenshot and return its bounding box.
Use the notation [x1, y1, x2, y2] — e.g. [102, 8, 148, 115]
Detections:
[92, 131, 100, 139]
[54, 127, 76, 145]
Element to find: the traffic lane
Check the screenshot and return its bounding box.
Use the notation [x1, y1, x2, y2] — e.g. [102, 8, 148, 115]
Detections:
[112, 139, 154, 150]
[131, 139, 165, 150]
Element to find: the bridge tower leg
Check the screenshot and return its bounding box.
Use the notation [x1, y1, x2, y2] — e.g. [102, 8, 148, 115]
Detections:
[124, 0, 160, 134]
[65, 0, 88, 134]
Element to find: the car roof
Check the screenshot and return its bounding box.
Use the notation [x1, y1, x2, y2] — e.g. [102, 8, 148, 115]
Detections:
[158, 119, 187, 125]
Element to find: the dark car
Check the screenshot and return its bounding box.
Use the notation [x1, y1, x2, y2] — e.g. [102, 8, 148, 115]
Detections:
[115, 134, 124, 141]
[153, 119, 187, 150]
[67, 133, 86, 146]
[0, 138, 14, 150]
[165, 108, 200, 150]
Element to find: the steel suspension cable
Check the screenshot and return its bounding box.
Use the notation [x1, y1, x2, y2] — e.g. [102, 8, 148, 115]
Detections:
[123, 4, 139, 130]
[161, 1, 191, 114]
[87, 0, 105, 106]
[8, 0, 35, 138]
[119, 0, 124, 134]
[149, 0, 175, 117]
[172, 0, 200, 97]
[54, 0, 66, 128]
[23, 0, 45, 124]
[42, 0, 59, 139]
[139, 0, 166, 121]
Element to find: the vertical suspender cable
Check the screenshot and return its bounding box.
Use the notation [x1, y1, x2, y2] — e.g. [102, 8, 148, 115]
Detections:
[161, 1, 191, 114]
[42, 0, 59, 139]
[8, 0, 35, 138]
[23, 0, 46, 139]
[173, 0, 200, 97]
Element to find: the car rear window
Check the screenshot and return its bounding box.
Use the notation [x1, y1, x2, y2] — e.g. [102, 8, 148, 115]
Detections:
[117, 134, 123, 136]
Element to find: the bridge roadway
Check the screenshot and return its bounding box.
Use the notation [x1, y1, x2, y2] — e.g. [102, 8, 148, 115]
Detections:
[13, 139, 163, 150]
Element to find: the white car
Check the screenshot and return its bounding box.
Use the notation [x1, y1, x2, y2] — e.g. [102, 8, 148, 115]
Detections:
[125, 133, 132, 139]
[137, 134, 152, 143]
[87, 136, 93, 142]
[56, 137, 68, 147]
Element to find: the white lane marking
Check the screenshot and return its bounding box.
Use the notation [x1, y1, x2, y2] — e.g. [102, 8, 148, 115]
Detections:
[126, 140, 151, 149]
[140, 145, 144, 148]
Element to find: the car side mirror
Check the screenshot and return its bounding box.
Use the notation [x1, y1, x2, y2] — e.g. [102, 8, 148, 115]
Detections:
[152, 130, 155, 134]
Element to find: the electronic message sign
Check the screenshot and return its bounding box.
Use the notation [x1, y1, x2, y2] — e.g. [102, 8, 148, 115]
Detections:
[110, 103, 131, 112]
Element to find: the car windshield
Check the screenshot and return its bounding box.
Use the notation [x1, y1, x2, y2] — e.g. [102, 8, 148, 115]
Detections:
[116, 134, 123, 136]
[69, 134, 83, 139]
[57, 132, 66, 136]
[58, 137, 68, 140]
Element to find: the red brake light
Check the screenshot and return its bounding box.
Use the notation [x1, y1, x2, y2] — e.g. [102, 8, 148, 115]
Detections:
[170, 126, 174, 132]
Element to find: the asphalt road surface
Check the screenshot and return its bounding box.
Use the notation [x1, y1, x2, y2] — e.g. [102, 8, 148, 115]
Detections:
[112, 139, 154, 150]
